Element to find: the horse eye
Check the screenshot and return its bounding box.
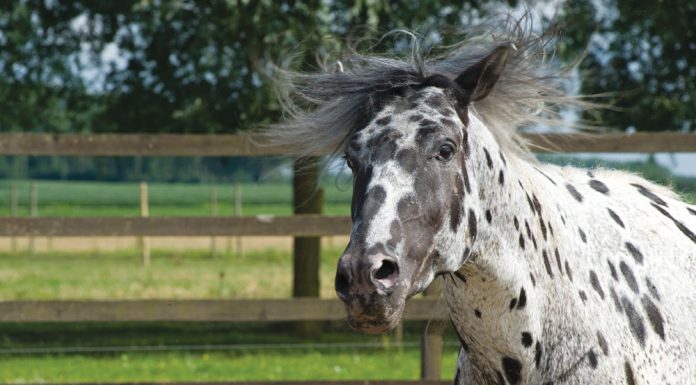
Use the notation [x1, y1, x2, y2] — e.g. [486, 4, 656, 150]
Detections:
[436, 144, 455, 162]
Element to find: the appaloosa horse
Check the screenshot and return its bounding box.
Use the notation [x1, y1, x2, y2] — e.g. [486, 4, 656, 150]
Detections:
[268, 20, 696, 385]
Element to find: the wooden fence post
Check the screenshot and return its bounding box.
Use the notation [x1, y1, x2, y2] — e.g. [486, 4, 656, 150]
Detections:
[10, 183, 18, 253]
[210, 187, 218, 257]
[292, 157, 323, 336]
[139, 182, 150, 266]
[28, 183, 38, 254]
[421, 278, 444, 380]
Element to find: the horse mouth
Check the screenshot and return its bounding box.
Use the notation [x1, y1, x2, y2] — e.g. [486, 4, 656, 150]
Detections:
[341, 289, 409, 334]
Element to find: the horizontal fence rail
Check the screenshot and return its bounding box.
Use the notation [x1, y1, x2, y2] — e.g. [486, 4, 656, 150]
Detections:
[0, 215, 351, 237]
[0, 298, 446, 322]
[0, 132, 695, 156]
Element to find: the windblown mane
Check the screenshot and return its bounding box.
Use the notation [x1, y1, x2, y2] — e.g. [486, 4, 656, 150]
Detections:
[264, 15, 595, 159]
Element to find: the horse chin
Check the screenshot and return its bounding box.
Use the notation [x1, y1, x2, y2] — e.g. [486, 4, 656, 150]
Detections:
[345, 301, 406, 334]
[343, 289, 409, 335]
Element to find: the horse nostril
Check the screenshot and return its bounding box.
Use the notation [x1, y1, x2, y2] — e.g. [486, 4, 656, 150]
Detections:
[371, 258, 399, 294]
[335, 268, 351, 301]
[374, 259, 398, 280]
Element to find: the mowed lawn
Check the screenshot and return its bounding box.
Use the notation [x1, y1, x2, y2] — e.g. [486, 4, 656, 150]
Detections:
[0, 180, 352, 217]
[0, 247, 459, 383]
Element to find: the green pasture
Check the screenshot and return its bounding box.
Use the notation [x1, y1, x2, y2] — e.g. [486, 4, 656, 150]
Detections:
[0, 247, 459, 382]
[0, 180, 353, 217]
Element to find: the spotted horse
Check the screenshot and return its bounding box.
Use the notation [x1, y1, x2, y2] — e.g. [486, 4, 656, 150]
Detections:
[267, 21, 696, 385]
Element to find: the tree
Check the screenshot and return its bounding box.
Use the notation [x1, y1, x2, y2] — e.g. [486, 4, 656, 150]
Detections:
[560, 0, 696, 132]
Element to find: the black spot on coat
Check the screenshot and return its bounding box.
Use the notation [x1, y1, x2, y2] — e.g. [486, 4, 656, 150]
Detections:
[625, 242, 644, 264]
[483, 148, 493, 169]
[607, 208, 625, 228]
[542, 250, 554, 278]
[565, 183, 584, 202]
[619, 261, 639, 293]
[589, 271, 605, 299]
[578, 228, 587, 243]
[596, 331, 608, 355]
[645, 277, 661, 301]
[501, 356, 522, 385]
[621, 296, 646, 347]
[564, 261, 573, 282]
[651, 203, 696, 244]
[587, 349, 598, 368]
[375, 116, 392, 125]
[468, 209, 477, 241]
[625, 361, 636, 385]
[517, 288, 527, 309]
[631, 183, 667, 207]
[521, 332, 533, 347]
[607, 260, 618, 281]
[589, 179, 609, 194]
[641, 295, 665, 339]
[534, 342, 542, 368]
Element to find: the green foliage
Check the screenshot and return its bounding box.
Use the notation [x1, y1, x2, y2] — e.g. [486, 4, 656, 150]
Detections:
[560, 0, 696, 132]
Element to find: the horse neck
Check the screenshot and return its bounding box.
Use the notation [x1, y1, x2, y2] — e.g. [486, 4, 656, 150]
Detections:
[443, 119, 570, 382]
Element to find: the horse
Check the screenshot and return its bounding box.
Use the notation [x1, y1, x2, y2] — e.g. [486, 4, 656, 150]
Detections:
[266, 19, 696, 385]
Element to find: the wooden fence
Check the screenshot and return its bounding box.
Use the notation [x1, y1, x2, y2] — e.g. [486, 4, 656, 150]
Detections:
[1, 132, 694, 381]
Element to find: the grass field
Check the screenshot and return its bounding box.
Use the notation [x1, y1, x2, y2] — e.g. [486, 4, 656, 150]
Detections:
[0, 180, 353, 217]
[0, 247, 458, 383]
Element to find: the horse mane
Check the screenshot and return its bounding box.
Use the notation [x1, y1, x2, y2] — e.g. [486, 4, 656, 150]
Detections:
[264, 14, 599, 159]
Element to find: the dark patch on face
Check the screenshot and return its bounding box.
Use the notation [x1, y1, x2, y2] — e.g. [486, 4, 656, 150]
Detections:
[501, 356, 522, 385]
[651, 202, 696, 244]
[641, 295, 665, 339]
[609, 287, 622, 313]
[368, 128, 402, 163]
[375, 115, 392, 125]
[596, 331, 608, 355]
[542, 250, 554, 278]
[589, 179, 609, 194]
[645, 277, 660, 301]
[587, 349, 598, 368]
[439, 117, 457, 130]
[579, 290, 588, 302]
[509, 298, 517, 310]
[517, 287, 527, 309]
[547, 221, 554, 237]
[521, 332, 533, 347]
[387, 220, 402, 249]
[619, 261, 639, 293]
[531, 234, 538, 250]
[554, 248, 562, 274]
[621, 296, 646, 346]
[631, 183, 667, 207]
[462, 165, 471, 194]
[396, 148, 418, 173]
[607, 208, 625, 228]
[498, 170, 505, 185]
[578, 228, 587, 243]
[513, 216, 519, 230]
[565, 183, 584, 202]
[607, 260, 618, 281]
[518, 233, 525, 250]
[408, 114, 423, 122]
[624, 361, 636, 385]
[468, 209, 477, 241]
[424, 93, 445, 109]
[360, 185, 386, 226]
[483, 148, 493, 169]
[564, 261, 573, 282]
[474, 309, 481, 318]
[539, 217, 548, 240]
[450, 180, 463, 232]
[589, 271, 605, 299]
[396, 196, 419, 224]
[532, 194, 542, 216]
[688, 207, 696, 216]
[534, 342, 542, 368]
[415, 119, 439, 146]
[624, 242, 644, 264]
[485, 209, 492, 223]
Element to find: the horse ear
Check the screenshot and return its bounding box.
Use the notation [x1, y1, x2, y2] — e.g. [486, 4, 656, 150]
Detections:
[454, 44, 513, 101]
